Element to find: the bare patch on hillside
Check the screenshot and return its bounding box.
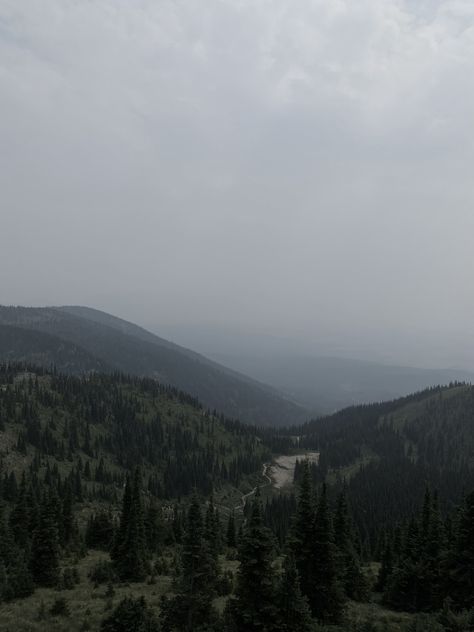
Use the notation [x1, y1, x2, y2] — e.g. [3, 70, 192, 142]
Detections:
[269, 452, 320, 489]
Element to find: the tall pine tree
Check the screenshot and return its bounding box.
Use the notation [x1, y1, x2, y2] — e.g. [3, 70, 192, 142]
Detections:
[228, 490, 279, 632]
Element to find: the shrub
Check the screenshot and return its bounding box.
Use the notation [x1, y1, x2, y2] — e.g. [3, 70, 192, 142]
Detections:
[88, 560, 117, 586]
[100, 596, 160, 632]
[50, 597, 70, 617]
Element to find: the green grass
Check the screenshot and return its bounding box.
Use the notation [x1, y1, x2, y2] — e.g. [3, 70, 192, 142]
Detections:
[345, 601, 413, 631]
[0, 550, 245, 632]
[0, 551, 425, 632]
[0, 551, 173, 632]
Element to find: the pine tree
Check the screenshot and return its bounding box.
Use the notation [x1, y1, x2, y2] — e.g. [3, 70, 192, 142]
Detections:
[145, 501, 164, 554]
[111, 474, 132, 562]
[447, 491, 474, 610]
[376, 539, 393, 592]
[160, 493, 218, 631]
[311, 484, 345, 624]
[334, 487, 368, 601]
[419, 491, 444, 610]
[277, 553, 314, 632]
[111, 468, 147, 581]
[290, 460, 316, 608]
[101, 596, 160, 632]
[30, 492, 60, 587]
[204, 494, 221, 559]
[228, 490, 279, 632]
[61, 482, 75, 547]
[8, 552, 33, 599]
[226, 510, 236, 549]
[9, 474, 30, 549]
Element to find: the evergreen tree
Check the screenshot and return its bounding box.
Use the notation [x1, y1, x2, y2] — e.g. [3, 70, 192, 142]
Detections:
[290, 460, 316, 608]
[311, 484, 345, 624]
[334, 486, 368, 600]
[446, 491, 474, 610]
[228, 490, 279, 632]
[30, 492, 60, 587]
[160, 494, 218, 631]
[10, 474, 30, 548]
[145, 502, 164, 554]
[376, 539, 393, 592]
[112, 468, 147, 581]
[277, 553, 314, 632]
[226, 510, 236, 549]
[101, 596, 160, 632]
[204, 494, 221, 559]
[61, 482, 75, 547]
[8, 552, 33, 599]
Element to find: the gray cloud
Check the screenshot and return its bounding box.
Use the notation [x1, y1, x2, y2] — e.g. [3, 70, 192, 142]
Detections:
[1, 0, 473, 367]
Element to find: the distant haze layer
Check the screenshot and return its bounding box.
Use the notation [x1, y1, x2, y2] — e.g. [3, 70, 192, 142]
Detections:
[1, 1, 473, 369]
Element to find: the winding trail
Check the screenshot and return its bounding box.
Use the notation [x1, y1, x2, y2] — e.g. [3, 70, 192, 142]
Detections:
[234, 463, 271, 512]
[211, 452, 319, 517]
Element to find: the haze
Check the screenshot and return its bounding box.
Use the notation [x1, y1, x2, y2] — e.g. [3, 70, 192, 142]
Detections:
[1, 1, 474, 369]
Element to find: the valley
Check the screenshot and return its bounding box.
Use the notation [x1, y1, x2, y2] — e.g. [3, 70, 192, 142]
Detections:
[0, 363, 473, 631]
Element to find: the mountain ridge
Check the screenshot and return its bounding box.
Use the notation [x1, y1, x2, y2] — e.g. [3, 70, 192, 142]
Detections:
[0, 305, 309, 426]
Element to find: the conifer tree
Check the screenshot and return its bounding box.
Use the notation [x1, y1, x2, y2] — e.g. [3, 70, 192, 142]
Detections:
[111, 468, 147, 581]
[311, 484, 345, 624]
[228, 490, 279, 632]
[145, 501, 164, 554]
[30, 492, 60, 587]
[8, 552, 33, 599]
[290, 460, 316, 608]
[160, 493, 218, 631]
[447, 490, 474, 610]
[376, 539, 393, 592]
[204, 494, 221, 559]
[226, 510, 236, 549]
[61, 482, 75, 547]
[334, 487, 368, 600]
[101, 596, 161, 632]
[10, 474, 30, 548]
[277, 553, 314, 632]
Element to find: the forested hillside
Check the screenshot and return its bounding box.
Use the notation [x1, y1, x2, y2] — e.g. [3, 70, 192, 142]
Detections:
[0, 364, 268, 501]
[0, 306, 309, 426]
[285, 384, 474, 549]
[0, 364, 473, 631]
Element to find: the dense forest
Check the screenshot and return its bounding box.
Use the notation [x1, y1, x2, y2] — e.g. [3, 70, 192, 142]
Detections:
[0, 364, 473, 631]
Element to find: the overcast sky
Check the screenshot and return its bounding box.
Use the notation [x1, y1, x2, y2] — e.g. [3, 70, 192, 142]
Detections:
[1, 0, 473, 367]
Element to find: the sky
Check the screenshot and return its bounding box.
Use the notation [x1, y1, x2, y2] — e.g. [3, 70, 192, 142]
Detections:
[1, 0, 474, 368]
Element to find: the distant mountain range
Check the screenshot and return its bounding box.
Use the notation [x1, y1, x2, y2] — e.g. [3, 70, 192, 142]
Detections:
[1, 304, 472, 424]
[205, 352, 474, 414]
[0, 305, 309, 427]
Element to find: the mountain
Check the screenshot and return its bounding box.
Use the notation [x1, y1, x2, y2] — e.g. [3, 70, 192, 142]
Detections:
[208, 351, 474, 413]
[0, 324, 109, 373]
[0, 305, 308, 426]
[289, 383, 474, 543]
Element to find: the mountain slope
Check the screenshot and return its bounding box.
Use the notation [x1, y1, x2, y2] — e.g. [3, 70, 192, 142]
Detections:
[0, 363, 269, 500]
[0, 306, 308, 426]
[0, 324, 109, 373]
[290, 383, 474, 542]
